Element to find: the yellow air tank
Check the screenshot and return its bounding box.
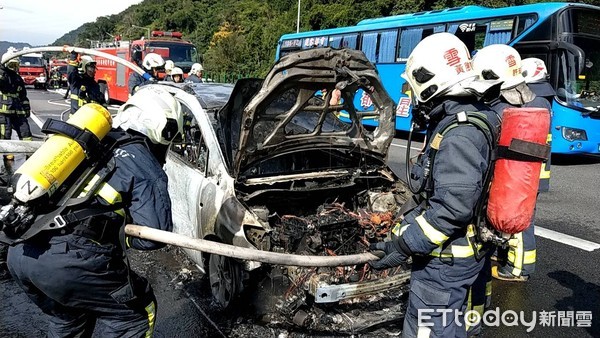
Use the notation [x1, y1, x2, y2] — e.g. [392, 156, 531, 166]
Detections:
[13, 103, 112, 203]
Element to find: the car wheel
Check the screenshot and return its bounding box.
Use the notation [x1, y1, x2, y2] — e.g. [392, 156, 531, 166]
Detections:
[99, 83, 110, 105]
[208, 253, 241, 309]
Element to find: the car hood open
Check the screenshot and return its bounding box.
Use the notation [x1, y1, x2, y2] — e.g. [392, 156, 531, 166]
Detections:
[217, 48, 396, 178]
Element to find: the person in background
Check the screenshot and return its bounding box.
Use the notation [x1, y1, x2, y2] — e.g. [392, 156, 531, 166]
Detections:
[7, 86, 183, 337]
[185, 63, 203, 83]
[473, 45, 550, 285]
[0, 54, 32, 281]
[368, 33, 500, 337]
[171, 67, 184, 83]
[68, 53, 105, 115]
[164, 60, 175, 82]
[128, 53, 165, 96]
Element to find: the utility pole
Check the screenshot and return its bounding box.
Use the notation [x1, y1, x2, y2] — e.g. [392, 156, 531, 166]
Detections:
[296, 0, 301, 33]
[131, 25, 150, 39]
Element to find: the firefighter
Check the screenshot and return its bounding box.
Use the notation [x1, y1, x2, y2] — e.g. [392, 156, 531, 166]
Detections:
[185, 63, 203, 83]
[368, 33, 500, 337]
[171, 67, 184, 83]
[128, 53, 165, 96]
[473, 45, 551, 283]
[0, 54, 32, 280]
[68, 53, 105, 115]
[0, 55, 33, 170]
[164, 60, 175, 82]
[7, 85, 183, 336]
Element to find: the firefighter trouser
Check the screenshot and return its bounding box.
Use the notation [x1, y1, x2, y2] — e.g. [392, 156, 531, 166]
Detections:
[7, 234, 157, 337]
[466, 251, 493, 336]
[502, 222, 536, 277]
[7, 115, 33, 141]
[402, 255, 485, 338]
[0, 115, 9, 140]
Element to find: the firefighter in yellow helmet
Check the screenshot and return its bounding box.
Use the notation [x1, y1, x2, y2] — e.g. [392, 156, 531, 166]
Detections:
[67, 53, 106, 115]
[6, 86, 183, 336]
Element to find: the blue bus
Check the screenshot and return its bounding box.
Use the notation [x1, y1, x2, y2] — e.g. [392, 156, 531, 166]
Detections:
[276, 3, 600, 155]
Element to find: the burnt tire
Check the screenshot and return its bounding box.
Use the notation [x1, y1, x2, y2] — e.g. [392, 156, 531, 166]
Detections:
[208, 253, 242, 309]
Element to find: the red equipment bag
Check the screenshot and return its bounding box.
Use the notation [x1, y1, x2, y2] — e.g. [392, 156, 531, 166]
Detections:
[487, 108, 551, 234]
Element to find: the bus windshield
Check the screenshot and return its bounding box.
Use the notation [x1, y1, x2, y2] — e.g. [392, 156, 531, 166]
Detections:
[558, 9, 600, 112]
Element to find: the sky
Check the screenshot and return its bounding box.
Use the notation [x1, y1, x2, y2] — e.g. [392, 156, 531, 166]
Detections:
[0, 0, 144, 46]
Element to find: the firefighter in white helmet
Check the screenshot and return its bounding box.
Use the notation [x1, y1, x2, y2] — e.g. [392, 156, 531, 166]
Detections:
[128, 52, 165, 96]
[473, 45, 551, 285]
[7, 85, 183, 336]
[164, 60, 175, 81]
[170, 67, 184, 83]
[368, 32, 501, 337]
[186, 63, 203, 83]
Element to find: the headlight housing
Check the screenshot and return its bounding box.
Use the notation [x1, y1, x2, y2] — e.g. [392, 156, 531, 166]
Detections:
[561, 127, 588, 142]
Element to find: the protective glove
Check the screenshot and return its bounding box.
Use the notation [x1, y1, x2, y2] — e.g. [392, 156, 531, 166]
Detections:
[368, 239, 410, 270]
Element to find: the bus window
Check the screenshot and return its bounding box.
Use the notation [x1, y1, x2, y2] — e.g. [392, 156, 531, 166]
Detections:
[361, 32, 378, 62]
[379, 30, 398, 63]
[516, 14, 537, 35]
[398, 28, 423, 60]
[329, 34, 358, 49]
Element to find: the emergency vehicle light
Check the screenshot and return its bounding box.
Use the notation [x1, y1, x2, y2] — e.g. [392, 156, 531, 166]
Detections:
[151, 31, 183, 39]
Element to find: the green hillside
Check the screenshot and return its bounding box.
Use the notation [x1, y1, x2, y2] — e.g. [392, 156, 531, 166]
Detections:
[49, 0, 600, 77]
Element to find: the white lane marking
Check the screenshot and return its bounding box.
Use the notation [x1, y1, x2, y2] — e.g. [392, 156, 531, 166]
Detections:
[391, 143, 422, 151]
[535, 226, 600, 252]
[29, 111, 44, 129]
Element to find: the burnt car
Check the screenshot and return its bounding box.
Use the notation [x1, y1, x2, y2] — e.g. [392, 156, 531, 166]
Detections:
[164, 48, 412, 332]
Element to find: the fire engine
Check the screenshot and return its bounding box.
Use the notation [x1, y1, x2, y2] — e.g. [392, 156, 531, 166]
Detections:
[48, 58, 69, 89]
[17, 48, 48, 89]
[93, 31, 200, 103]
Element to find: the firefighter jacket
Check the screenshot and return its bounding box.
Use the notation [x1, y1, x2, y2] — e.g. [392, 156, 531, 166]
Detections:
[0, 64, 30, 116]
[394, 98, 500, 265]
[68, 70, 105, 114]
[185, 74, 202, 83]
[72, 129, 173, 250]
[128, 72, 150, 96]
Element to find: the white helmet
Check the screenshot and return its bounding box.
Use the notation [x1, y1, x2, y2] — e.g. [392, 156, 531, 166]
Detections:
[142, 53, 165, 71]
[80, 55, 96, 71]
[165, 60, 175, 74]
[191, 63, 203, 73]
[2, 52, 19, 71]
[171, 67, 183, 76]
[401, 32, 477, 103]
[472, 44, 524, 90]
[521, 57, 548, 83]
[113, 85, 183, 145]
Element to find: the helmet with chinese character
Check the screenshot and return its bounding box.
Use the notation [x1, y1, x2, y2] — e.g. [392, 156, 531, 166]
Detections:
[401, 32, 477, 103]
[142, 53, 165, 71]
[521, 57, 548, 84]
[472, 44, 524, 90]
[113, 85, 183, 145]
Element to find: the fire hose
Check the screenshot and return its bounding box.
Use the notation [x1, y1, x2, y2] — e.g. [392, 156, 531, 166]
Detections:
[125, 224, 381, 267]
[1, 45, 150, 79]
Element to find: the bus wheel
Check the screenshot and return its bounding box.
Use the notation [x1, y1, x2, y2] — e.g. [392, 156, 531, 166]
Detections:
[99, 83, 110, 105]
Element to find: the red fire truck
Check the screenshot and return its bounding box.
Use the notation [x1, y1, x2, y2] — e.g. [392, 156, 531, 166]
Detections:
[18, 50, 48, 89]
[94, 31, 200, 103]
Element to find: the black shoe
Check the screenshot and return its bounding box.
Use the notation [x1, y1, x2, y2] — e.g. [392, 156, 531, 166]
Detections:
[0, 263, 11, 281]
[492, 266, 529, 282]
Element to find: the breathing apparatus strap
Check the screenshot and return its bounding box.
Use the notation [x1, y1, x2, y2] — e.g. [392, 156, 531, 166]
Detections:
[42, 119, 101, 157]
[422, 111, 498, 261]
